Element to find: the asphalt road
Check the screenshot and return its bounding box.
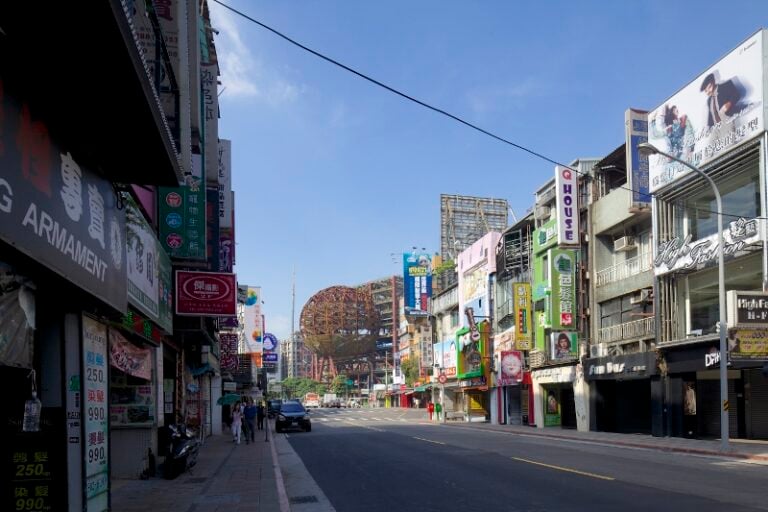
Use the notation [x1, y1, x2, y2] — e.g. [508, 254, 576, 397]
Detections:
[280, 407, 768, 512]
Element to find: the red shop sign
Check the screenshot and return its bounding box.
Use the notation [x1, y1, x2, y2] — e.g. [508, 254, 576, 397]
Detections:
[176, 271, 237, 316]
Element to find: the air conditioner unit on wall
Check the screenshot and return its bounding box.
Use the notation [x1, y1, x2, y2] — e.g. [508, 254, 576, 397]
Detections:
[630, 289, 652, 305]
[613, 236, 636, 252]
[589, 343, 606, 358]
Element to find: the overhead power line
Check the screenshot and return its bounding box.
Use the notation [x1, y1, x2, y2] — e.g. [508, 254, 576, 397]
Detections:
[211, 0, 762, 222]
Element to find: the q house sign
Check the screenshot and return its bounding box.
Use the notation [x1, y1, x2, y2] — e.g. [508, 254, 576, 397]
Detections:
[727, 291, 768, 327]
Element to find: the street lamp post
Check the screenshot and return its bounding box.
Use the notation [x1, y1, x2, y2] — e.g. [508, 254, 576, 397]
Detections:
[638, 142, 729, 452]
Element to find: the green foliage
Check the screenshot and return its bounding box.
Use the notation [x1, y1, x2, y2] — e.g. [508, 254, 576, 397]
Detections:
[330, 374, 348, 394]
[400, 358, 420, 387]
[280, 377, 326, 399]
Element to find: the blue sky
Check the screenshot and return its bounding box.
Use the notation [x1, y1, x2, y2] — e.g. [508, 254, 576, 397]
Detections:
[208, 0, 766, 340]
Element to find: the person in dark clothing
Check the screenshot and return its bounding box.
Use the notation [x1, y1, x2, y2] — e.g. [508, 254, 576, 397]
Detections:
[243, 398, 257, 443]
[700, 72, 744, 127]
[256, 401, 265, 430]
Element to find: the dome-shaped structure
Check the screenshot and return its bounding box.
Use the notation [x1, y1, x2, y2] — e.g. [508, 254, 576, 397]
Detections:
[300, 285, 380, 360]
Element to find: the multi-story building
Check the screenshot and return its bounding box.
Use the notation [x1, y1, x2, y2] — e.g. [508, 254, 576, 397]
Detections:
[585, 141, 656, 435]
[649, 30, 768, 440]
[0, 0, 237, 506]
[493, 212, 535, 425]
[529, 160, 597, 432]
[280, 332, 313, 380]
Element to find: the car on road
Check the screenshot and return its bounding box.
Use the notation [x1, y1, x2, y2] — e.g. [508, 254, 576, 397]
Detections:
[275, 400, 311, 433]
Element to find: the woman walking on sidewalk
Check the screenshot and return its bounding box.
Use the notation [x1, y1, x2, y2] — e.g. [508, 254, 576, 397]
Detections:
[231, 401, 243, 444]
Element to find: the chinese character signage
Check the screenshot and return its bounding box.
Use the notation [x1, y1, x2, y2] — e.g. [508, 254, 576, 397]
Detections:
[218, 139, 232, 229]
[555, 166, 580, 247]
[625, 108, 651, 209]
[513, 283, 532, 349]
[82, 316, 109, 511]
[175, 271, 236, 316]
[219, 333, 239, 371]
[158, 247, 173, 333]
[648, 30, 764, 193]
[126, 198, 160, 322]
[0, 87, 127, 312]
[241, 286, 263, 354]
[159, 154, 206, 260]
[533, 218, 557, 254]
[403, 251, 432, 316]
[549, 249, 577, 330]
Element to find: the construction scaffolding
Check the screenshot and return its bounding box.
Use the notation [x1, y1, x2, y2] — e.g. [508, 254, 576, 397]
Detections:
[439, 194, 509, 288]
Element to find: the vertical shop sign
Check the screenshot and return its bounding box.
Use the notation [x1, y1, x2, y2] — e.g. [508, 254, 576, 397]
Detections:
[625, 108, 651, 209]
[126, 198, 160, 321]
[159, 155, 206, 259]
[403, 252, 432, 316]
[550, 249, 577, 330]
[513, 283, 532, 349]
[158, 246, 173, 333]
[555, 166, 580, 247]
[82, 316, 108, 511]
[242, 286, 263, 353]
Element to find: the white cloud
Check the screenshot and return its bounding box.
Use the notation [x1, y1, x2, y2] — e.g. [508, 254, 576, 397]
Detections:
[467, 78, 541, 115]
[209, 2, 304, 105]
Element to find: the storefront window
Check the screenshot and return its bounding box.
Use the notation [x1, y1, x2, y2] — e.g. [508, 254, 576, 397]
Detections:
[110, 369, 155, 426]
[677, 168, 759, 240]
[687, 253, 762, 333]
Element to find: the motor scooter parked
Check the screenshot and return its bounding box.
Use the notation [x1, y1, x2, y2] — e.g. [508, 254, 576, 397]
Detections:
[161, 423, 200, 479]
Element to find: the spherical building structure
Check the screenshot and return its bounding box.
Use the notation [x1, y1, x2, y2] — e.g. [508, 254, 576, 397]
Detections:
[300, 286, 381, 381]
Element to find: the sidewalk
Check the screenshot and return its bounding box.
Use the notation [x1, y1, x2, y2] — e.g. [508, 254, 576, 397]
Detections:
[112, 422, 284, 512]
[440, 420, 768, 462]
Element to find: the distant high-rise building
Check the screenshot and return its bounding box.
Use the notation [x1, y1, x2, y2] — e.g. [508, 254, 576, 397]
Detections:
[281, 332, 313, 379]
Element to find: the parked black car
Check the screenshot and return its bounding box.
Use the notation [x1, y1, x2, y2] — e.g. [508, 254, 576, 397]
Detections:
[275, 400, 311, 433]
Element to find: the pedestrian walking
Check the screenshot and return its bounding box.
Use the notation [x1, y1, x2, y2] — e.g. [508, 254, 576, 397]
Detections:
[231, 401, 243, 444]
[243, 398, 257, 443]
[256, 401, 265, 430]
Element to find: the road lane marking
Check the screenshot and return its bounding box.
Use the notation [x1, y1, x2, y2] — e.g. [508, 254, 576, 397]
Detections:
[414, 437, 446, 445]
[511, 457, 614, 481]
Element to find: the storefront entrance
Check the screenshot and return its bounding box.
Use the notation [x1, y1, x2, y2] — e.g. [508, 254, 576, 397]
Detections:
[593, 380, 652, 434]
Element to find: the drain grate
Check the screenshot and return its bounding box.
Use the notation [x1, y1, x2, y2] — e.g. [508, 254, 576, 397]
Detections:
[186, 477, 207, 484]
[290, 496, 319, 504]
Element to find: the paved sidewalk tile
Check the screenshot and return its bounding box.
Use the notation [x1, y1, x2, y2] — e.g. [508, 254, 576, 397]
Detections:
[112, 428, 280, 512]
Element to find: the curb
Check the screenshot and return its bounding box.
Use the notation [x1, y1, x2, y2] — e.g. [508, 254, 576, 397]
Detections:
[266, 419, 292, 512]
[442, 422, 768, 462]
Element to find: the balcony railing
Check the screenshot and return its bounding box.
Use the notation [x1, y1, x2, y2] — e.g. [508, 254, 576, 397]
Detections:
[597, 317, 655, 343]
[595, 252, 652, 287]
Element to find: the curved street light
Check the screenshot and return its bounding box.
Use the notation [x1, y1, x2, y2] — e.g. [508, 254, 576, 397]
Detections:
[637, 142, 729, 452]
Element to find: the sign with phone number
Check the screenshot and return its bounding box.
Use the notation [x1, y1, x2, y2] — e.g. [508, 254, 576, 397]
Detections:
[82, 316, 109, 510]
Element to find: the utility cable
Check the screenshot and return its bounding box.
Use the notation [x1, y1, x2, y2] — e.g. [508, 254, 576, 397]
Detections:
[211, 0, 764, 223]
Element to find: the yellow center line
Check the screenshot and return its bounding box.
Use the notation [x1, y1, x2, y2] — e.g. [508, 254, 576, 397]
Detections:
[414, 437, 446, 445]
[511, 457, 614, 481]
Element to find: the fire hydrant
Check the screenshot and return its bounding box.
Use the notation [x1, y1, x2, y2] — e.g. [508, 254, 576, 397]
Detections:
[428, 402, 435, 421]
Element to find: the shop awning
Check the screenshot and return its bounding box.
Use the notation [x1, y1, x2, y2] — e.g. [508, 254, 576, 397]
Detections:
[414, 385, 428, 392]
